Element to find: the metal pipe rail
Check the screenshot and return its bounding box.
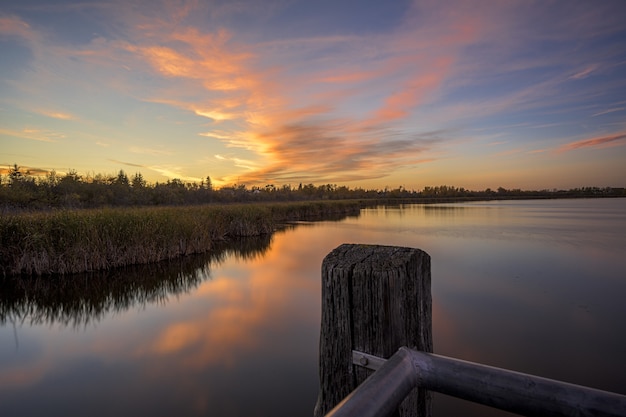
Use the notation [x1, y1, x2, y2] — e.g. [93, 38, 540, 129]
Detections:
[326, 347, 626, 417]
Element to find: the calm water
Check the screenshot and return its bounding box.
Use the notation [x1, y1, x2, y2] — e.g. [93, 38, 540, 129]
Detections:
[1, 198, 625, 416]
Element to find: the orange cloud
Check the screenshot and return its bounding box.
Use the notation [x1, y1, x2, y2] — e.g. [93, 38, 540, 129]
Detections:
[37, 109, 76, 120]
[4, 0, 625, 190]
[141, 234, 323, 368]
[223, 120, 443, 185]
[556, 133, 626, 153]
[127, 27, 253, 90]
[0, 128, 62, 143]
[135, 45, 198, 78]
[193, 108, 236, 122]
[214, 4, 490, 185]
[78, 1, 496, 187]
[119, 22, 280, 138]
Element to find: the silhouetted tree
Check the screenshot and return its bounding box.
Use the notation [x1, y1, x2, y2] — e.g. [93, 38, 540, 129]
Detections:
[115, 170, 130, 186]
[1, 163, 623, 210]
[8, 164, 22, 185]
[131, 172, 146, 188]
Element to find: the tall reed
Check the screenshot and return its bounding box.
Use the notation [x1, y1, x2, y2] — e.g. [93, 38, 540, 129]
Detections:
[0, 201, 361, 275]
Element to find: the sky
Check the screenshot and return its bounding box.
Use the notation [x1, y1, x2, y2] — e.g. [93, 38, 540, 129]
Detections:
[1, 0, 625, 190]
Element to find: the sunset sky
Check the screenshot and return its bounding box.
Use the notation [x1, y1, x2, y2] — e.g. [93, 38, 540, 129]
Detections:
[2, 0, 625, 190]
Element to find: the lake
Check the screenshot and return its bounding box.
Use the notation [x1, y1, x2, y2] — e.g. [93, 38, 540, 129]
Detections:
[1, 198, 625, 416]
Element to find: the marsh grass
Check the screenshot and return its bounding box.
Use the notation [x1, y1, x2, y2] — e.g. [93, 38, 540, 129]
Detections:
[0, 201, 361, 275]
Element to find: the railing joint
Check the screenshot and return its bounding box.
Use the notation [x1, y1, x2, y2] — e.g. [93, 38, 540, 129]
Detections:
[352, 350, 387, 371]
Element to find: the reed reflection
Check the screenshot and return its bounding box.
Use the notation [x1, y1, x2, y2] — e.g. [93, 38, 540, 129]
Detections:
[0, 234, 273, 329]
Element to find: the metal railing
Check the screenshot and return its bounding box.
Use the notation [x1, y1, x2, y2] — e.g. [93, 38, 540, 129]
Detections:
[325, 347, 626, 417]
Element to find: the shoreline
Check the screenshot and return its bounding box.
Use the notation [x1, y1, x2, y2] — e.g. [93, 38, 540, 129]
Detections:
[1, 196, 623, 276]
[0, 201, 361, 276]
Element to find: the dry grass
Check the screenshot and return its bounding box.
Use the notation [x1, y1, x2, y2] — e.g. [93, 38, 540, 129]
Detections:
[0, 201, 361, 275]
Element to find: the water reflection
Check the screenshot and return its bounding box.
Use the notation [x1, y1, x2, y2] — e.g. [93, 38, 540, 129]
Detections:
[0, 199, 624, 417]
[0, 228, 323, 417]
[0, 234, 273, 328]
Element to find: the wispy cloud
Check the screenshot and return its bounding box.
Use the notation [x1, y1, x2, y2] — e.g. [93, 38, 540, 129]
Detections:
[225, 120, 442, 184]
[569, 64, 599, 80]
[122, 24, 267, 125]
[147, 165, 201, 182]
[592, 107, 625, 117]
[556, 133, 626, 153]
[198, 2, 494, 184]
[372, 56, 455, 123]
[108, 159, 145, 168]
[109, 2, 488, 184]
[199, 131, 234, 140]
[3, 0, 625, 188]
[214, 154, 257, 171]
[36, 109, 76, 120]
[0, 127, 63, 142]
[107, 160, 200, 182]
[0, 14, 36, 41]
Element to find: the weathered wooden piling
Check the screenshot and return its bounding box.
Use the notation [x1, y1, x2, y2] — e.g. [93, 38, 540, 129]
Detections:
[314, 244, 432, 417]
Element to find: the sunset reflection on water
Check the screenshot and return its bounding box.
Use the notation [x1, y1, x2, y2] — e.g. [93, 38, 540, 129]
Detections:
[1, 199, 625, 417]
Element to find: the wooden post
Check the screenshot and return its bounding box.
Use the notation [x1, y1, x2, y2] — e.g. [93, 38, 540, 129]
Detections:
[314, 244, 433, 417]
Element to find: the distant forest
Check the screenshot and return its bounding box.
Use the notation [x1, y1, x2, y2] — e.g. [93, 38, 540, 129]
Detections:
[1, 164, 624, 210]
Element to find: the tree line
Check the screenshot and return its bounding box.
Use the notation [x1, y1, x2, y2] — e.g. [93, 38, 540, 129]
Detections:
[1, 164, 624, 210]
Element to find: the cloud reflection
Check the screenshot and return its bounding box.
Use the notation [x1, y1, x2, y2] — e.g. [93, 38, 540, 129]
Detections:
[142, 230, 323, 369]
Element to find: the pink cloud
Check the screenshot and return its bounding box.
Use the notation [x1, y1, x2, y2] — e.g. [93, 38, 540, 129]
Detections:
[0, 15, 34, 40]
[208, 2, 495, 185]
[569, 64, 599, 80]
[557, 133, 626, 153]
[372, 56, 455, 123]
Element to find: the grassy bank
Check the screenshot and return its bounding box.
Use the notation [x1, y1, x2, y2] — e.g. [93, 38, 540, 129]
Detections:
[0, 200, 361, 276]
